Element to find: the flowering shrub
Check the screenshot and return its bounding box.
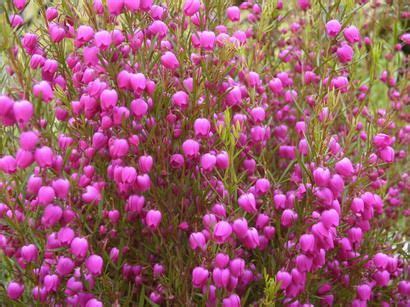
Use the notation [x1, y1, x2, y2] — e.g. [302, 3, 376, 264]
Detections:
[0, 0, 409, 305]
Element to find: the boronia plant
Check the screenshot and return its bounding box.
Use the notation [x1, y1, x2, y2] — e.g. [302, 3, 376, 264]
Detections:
[0, 0, 409, 306]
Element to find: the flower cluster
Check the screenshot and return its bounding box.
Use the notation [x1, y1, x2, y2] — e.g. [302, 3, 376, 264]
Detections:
[0, 0, 409, 305]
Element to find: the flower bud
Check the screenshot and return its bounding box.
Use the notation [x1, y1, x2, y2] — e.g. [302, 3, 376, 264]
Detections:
[95, 30, 112, 49]
[52, 179, 70, 199]
[255, 178, 270, 195]
[373, 253, 389, 270]
[231, 219, 248, 241]
[244, 227, 260, 248]
[126, 195, 145, 213]
[229, 258, 245, 277]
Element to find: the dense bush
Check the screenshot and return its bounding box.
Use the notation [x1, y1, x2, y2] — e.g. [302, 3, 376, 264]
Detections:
[0, 0, 409, 305]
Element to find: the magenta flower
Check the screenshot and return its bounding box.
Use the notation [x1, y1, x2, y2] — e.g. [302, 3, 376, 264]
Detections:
[21, 244, 38, 262]
[85, 298, 104, 307]
[182, 139, 200, 158]
[124, 0, 140, 12]
[222, 294, 241, 307]
[70, 237, 89, 258]
[82, 186, 102, 204]
[213, 267, 230, 288]
[146, 210, 162, 229]
[7, 282, 24, 300]
[232, 218, 248, 238]
[100, 89, 118, 110]
[335, 157, 354, 177]
[13, 100, 33, 125]
[183, 0, 200, 16]
[192, 266, 209, 288]
[213, 221, 232, 244]
[194, 118, 211, 137]
[56, 257, 75, 276]
[276, 271, 292, 290]
[44, 274, 59, 292]
[320, 209, 339, 229]
[86, 254, 104, 275]
[200, 153, 216, 171]
[161, 51, 179, 70]
[343, 25, 360, 43]
[227, 6, 240, 21]
[189, 232, 207, 251]
[238, 193, 257, 213]
[337, 44, 354, 63]
[172, 91, 189, 109]
[33, 81, 54, 102]
[13, 0, 26, 10]
[325, 19, 341, 37]
[41, 204, 63, 227]
[131, 99, 148, 118]
[281, 209, 297, 227]
[313, 167, 330, 187]
[357, 284, 371, 300]
[299, 234, 315, 253]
